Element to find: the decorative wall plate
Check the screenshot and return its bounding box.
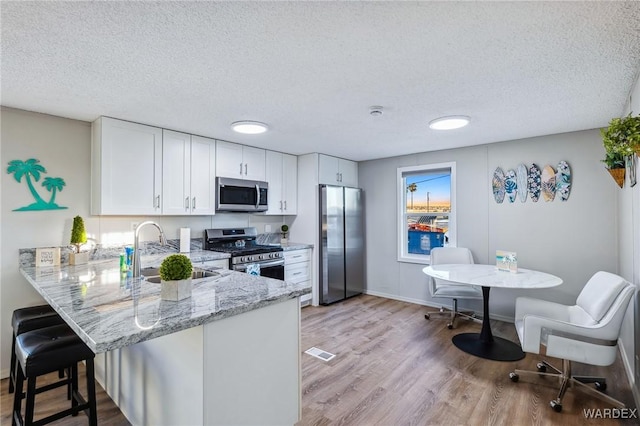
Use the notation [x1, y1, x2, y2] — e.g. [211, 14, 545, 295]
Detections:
[505, 169, 517, 203]
[556, 161, 571, 201]
[541, 165, 557, 202]
[516, 163, 528, 202]
[527, 163, 542, 202]
[492, 167, 505, 203]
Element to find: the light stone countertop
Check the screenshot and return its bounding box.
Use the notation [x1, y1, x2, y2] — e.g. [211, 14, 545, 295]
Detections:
[20, 253, 311, 354]
[281, 242, 314, 251]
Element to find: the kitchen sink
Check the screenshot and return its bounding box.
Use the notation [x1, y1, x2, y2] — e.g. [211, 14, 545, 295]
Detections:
[141, 267, 219, 283]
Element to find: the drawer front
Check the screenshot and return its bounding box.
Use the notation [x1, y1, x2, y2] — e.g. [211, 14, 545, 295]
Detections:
[285, 262, 310, 283]
[284, 249, 310, 265]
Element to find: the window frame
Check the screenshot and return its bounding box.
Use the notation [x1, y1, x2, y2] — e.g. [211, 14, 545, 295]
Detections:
[397, 161, 457, 264]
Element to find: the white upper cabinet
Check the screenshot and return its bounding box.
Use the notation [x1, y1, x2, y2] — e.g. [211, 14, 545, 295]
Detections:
[91, 117, 163, 215]
[189, 136, 216, 215]
[318, 154, 358, 187]
[162, 131, 216, 215]
[265, 151, 297, 215]
[216, 141, 266, 181]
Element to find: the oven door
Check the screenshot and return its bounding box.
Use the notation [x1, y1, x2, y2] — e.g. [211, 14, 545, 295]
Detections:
[234, 259, 285, 280]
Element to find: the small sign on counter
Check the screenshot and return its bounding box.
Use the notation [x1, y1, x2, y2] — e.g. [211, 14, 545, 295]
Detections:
[496, 250, 517, 273]
[35, 247, 60, 267]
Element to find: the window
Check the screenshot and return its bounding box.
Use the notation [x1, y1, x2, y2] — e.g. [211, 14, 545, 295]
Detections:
[397, 162, 456, 264]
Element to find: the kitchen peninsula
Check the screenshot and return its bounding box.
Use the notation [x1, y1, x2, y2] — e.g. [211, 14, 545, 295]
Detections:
[19, 250, 310, 426]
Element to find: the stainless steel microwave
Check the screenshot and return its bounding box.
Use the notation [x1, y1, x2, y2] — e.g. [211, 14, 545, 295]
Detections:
[216, 177, 268, 212]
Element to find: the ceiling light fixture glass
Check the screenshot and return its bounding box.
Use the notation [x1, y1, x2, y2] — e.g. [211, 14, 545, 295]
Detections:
[231, 121, 269, 134]
[428, 115, 470, 130]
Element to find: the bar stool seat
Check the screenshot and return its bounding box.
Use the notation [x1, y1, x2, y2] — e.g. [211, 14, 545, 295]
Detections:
[12, 324, 97, 426]
[9, 305, 65, 394]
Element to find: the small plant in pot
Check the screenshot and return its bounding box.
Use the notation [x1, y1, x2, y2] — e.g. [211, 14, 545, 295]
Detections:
[280, 224, 289, 245]
[159, 254, 193, 301]
[602, 151, 626, 188]
[69, 215, 89, 265]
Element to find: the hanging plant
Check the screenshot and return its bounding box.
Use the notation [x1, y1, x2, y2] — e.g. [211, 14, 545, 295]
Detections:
[601, 113, 640, 157]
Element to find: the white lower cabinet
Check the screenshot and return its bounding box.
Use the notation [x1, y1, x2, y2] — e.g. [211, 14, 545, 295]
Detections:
[284, 249, 311, 305]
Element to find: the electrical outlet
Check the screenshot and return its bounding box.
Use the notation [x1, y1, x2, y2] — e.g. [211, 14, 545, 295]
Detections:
[265, 225, 272, 233]
[131, 222, 139, 231]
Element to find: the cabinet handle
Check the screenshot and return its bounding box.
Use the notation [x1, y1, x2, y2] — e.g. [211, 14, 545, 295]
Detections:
[245, 164, 248, 175]
[293, 272, 302, 276]
[192, 197, 196, 209]
[284, 200, 287, 211]
[280, 200, 283, 211]
[293, 255, 302, 259]
[340, 173, 343, 182]
[336, 172, 340, 182]
[155, 195, 160, 209]
[239, 163, 243, 175]
[185, 197, 190, 210]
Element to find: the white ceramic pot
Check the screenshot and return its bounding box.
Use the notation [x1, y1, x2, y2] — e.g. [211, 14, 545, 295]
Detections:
[69, 251, 89, 265]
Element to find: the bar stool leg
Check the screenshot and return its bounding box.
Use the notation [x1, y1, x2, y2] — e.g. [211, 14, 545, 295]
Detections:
[9, 336, 16, 393]
[71, 363, 79, 416]
[86, 359, 98, 426]
[24, 376, 37, 425]
[12, 366, 24, 426]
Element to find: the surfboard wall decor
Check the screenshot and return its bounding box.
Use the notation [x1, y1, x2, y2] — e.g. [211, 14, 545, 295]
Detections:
[492, 161, 570, 204]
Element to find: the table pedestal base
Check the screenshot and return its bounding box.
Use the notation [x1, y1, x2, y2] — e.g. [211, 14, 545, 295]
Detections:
[452, 333, 525, 361]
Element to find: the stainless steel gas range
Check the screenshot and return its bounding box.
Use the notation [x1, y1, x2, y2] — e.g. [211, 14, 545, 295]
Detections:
[203, 227, 284, 280]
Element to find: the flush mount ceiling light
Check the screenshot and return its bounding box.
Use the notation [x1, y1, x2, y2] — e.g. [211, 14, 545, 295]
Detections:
[428, 115, 470, 130]
[231, 121, 269, 134]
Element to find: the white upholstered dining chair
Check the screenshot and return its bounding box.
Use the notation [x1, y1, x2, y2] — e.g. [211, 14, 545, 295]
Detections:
[424, 247, 482, 329]
[509, 271, 635, 412]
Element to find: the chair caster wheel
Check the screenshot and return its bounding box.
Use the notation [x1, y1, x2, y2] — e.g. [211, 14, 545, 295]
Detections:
[447, 323, 453, 329]
[550, 400, 562, 412]
[595, 381, 607, 391]
[536, 363, 547, 373]
[509, 372, 519, 382]
[424, 314, 430, 320]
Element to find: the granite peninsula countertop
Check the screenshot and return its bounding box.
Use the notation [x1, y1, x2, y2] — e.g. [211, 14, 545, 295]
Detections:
[281, 242, 314, 251]
[19, 252, 311, 353]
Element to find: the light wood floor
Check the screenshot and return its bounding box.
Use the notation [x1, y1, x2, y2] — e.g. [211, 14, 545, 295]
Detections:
[1, 294, 636, 425]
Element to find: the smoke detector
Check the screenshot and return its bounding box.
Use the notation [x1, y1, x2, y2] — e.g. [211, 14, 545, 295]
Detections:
[369, 106, 384, 116]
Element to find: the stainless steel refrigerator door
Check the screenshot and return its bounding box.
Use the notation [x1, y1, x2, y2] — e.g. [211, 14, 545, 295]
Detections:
[344, 187, 365, 298]
[320, 185, 346, 304]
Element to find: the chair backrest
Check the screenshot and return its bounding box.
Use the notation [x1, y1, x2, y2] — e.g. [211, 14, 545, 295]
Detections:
[576, 271, 631, 323]
[429, 247, 474, 295]
[549, 272, 635, 365]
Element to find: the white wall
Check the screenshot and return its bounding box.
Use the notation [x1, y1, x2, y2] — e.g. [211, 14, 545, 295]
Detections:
[360, 129, 618, 320]
[0, 107, 289, 378]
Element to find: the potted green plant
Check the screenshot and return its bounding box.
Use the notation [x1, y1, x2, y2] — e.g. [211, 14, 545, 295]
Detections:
[602, 151, 626, 188]
[601, 113, 640, 157]
[69, 215, 89, 265]
[280, 224, 289, 245]
[159, 254, 193, 301]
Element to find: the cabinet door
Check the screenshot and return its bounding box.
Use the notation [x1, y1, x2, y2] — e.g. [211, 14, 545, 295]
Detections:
[94, 117, 162, 215]
[318, 154, 340, 185]
[216, 141, 244, 179]
[243, 146, 266, 181]
[265, 151, 284, 215]
[190, 136, 216, 215]
[339, 159, 358, 187]
[282, 153, 297, 215]
[162, 130, 191, 215]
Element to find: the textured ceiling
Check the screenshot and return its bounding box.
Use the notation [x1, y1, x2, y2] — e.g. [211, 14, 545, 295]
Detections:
[2, 1, 640, 161]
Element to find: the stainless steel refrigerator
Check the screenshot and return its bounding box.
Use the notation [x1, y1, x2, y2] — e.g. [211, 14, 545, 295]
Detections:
[319, 185, 365, 305]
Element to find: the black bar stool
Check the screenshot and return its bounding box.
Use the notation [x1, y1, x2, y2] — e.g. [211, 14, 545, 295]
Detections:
[12, 323, 97, 426]
[9, 305, 65, 394]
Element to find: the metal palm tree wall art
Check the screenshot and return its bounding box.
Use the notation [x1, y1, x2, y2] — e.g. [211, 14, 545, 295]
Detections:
[6, 158, 68, 211]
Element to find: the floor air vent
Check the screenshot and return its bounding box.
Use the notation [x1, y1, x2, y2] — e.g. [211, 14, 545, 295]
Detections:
[304, 347, 336, 362]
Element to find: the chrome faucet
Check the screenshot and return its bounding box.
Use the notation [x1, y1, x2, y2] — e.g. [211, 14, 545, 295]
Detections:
[132, 221, 167, 278]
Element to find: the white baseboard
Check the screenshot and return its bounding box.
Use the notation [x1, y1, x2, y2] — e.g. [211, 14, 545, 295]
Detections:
[363, 289, 515, 323]
[618, 340, 639, 409]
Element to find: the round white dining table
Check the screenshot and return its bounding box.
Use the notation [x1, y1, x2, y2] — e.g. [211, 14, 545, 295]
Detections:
[422, 264, 563, 361]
